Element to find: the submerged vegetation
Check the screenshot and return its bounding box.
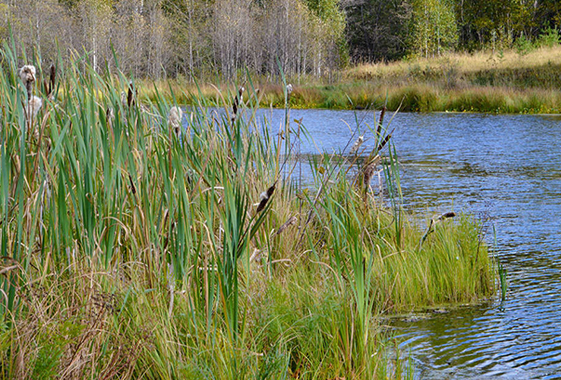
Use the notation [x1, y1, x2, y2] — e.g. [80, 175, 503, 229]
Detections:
[0, 44, 496, 379]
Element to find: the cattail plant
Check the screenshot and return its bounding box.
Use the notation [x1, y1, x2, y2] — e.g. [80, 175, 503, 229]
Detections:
[231, 86, 244, 124]
[120, 81, 139, 108]
[361, 155, 381, 193]
[168, 106, 183, 135]
[256, 184, 276, 213]
[105, 107, 115, 141]
[355, 106, 395, 195]
[26, 96, 42, 118]
[43, 64, 56, 101]
[0, 44, 496, 380]
[349, 135, 364, 155]
[18, 65, 43, 132]
[286, 83, 293, 102]
[18, 65, 36, 101]
[120, 91, 127, 107]
[419, 211, 457, 248]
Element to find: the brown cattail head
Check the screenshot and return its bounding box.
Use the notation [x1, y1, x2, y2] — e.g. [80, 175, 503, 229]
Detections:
[437, 212, 456, 221]
[49, 64, 56, 88]
[106, 105, 114, 124]
[128, 174, 137, 195]
[127, 83, 135, 107]
[43, 64, 56, 100]
[377, 106, 386, 137]
[256, 184, 276, 213]
[106, 107, 114, 121]
[375, 127, 395, 153]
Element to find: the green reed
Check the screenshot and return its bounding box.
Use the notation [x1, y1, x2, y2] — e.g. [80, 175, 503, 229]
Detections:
[0, 41, 497, 379]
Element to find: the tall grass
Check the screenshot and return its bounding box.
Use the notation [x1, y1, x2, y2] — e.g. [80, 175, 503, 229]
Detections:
[141, 45, 561, 113]
[0, 43, 496, 379]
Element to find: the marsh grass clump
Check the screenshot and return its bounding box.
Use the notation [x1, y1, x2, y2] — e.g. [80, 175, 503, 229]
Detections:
[0, 44, 496, 379]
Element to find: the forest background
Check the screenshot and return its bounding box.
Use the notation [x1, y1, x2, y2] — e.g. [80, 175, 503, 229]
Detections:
[3, 0, 561, 82]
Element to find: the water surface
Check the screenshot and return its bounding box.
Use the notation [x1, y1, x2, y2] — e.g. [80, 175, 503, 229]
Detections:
[252, 108, 561, 379]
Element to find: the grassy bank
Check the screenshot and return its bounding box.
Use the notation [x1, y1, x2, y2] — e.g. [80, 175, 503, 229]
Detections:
[142, 45, 561, 113]
[0, 44, 495, 379]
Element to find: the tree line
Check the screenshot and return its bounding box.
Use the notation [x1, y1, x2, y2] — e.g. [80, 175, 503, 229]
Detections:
[1, 0, 560, 80]
[346, 0, 561, 62]
[1, 0, 347, 80]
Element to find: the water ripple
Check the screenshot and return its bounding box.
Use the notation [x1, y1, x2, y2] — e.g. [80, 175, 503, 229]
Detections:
[258, 109, 561, 377]
[387, 113, 561, 377]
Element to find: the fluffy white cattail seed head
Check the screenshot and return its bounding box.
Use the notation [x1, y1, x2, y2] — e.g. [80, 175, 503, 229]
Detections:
[26, 96, 42, 118]
[350, 135, 364, 155]
[168, 106, 183, 134]
[18, 65, 36, 85]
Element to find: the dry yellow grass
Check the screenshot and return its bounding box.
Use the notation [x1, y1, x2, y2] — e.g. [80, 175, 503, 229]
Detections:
[347, 45, 561, 80]
[134, 45, 561, 113]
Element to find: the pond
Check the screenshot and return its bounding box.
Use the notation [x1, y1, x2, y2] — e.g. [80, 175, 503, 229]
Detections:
[247, 107, 561, 379]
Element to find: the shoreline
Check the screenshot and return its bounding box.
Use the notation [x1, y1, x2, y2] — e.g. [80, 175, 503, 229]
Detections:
[140, 46, 561, 115]
[141, 81, 561, 115]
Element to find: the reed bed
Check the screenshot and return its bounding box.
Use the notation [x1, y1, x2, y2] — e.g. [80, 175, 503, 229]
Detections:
[141, 45, 561, 113]
[141, 79, 561, 114]
[0, 44, 495, 379]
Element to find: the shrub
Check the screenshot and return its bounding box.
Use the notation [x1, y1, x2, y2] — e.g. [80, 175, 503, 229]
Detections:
[515, 34, 534, 56]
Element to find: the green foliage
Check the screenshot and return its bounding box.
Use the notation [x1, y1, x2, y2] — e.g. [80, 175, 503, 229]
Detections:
[514, 34, 534, 56]
[0, 42, 495, 378]
[32, 321, 85, 379]
[410, 0, 458, 57]
[538, 27, 560, 47]
[5, 0, 561, 75]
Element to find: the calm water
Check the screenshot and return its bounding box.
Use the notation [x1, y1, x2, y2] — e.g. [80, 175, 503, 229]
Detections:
[250, 108, 561, 379]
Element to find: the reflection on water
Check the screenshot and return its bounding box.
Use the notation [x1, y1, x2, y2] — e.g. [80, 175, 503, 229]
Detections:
[249, 108, 561, 379]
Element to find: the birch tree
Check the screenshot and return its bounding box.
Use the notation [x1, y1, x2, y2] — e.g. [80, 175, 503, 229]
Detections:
[77, 0, 112, 72]
[411, 0, 457, 57]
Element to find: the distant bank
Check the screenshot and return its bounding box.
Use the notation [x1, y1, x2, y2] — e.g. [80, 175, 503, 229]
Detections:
[141, 46, 561, 114]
